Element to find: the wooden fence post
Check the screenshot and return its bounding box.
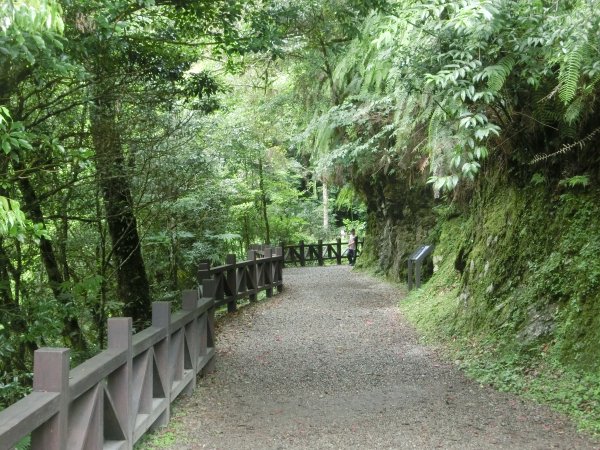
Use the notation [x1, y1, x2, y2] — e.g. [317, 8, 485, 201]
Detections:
[336, 238, 342, 264]
[317, 239, 324, 266]
[279, 241, 285, 267]
[30, 348, 69, 450]
[201, 279, 218, 374]
[197, 261, 211, 297]
[182, 290, 199, 394]
[278, 246, 284, 293]
[247, 250, 257, 302]
[151, 302, 171, 427]
[225, 254, 237, 313]
[264, 247, 273, 298]
[104, 317, 135, 449]
[257, 249, 265, 288]
[107, 318, 133, 448]
[299, 240, 305, 266]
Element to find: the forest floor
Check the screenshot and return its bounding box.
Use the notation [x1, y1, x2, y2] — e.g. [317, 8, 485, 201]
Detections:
[140, 266, 600, 449]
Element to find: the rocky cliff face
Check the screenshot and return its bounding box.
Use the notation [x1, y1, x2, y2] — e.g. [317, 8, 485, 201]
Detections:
[349, 123, 600, 384]
[355, 172, 436, 281]
[445, 179, 600, 370]
[361, 168, 600, 372]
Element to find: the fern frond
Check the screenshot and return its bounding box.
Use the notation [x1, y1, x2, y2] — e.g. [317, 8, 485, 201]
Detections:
[427, 110, 442, 144]
[563, 96, 583, 125]
[335, 184, 357, 209]
[485, 56, 515, 93]
[532, 92, 562, 124]
[530, 126, 600, 164]
[558, 46, 584, 105]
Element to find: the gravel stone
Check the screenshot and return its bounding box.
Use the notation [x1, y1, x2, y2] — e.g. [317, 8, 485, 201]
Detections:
[149, 265, 599, 449]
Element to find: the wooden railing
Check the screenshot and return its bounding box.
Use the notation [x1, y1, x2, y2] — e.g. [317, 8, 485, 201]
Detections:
[0, 248, 284, 450]
[281, 239, 363, 266]
[197, 246, 284, 313]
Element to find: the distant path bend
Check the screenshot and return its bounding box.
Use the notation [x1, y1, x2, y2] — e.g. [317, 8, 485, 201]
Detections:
[150, 266, 598, 449]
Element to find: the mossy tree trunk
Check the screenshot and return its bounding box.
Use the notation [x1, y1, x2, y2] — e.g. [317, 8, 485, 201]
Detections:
[91, 86, 151, 329]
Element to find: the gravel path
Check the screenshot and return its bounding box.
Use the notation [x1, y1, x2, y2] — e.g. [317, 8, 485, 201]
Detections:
[147, 266, 599, 449]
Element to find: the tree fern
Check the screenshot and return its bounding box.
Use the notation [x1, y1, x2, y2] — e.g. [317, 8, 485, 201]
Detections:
[532, 95, 562, 126]
[300, 0, 600, 191]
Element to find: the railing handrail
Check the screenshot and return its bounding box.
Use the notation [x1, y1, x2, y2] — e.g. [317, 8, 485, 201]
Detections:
[0, 248, 284, 450]
[281, 239, 364, 266]
[197, 246, 284, 313]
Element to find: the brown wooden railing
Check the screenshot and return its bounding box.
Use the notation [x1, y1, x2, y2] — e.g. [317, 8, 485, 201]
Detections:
[0, 248, 283, 450]
[197, 246, 284, 313]
[281, 239, 363, 266]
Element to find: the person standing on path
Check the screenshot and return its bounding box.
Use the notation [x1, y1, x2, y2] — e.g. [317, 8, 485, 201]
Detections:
[347, 228, 357, 266]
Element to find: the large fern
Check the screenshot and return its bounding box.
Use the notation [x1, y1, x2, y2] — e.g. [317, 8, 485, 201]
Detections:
[559, 46, 584, 106]
[301, 0, 600, 189]
[564, 96, 584, 125]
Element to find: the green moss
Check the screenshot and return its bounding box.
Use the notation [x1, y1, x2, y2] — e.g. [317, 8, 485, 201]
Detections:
[401, 215, 466, 338]
[399, 183, 600, 435]
[134, 407, 189, 449]
[452, 185, 600, 370]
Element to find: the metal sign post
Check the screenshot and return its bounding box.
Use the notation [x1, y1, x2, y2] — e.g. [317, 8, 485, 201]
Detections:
[408, 244, 434, 290]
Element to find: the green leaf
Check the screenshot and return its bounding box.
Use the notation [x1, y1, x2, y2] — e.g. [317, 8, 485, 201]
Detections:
[1, 140, 10, 154]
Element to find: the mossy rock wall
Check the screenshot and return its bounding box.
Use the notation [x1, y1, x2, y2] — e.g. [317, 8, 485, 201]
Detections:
[422, 181, 600, 372]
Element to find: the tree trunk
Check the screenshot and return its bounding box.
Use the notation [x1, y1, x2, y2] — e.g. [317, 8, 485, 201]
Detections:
[322, 181, 329, 231]
[169, 218, 178, 293]
[12, 160, 87, 352]
[91, 89, 151, 329]
[258, 158, 270, 244]
[94, 188, 108, 348]
[0, 157, 37, 371]
[243, 213, 250, 250]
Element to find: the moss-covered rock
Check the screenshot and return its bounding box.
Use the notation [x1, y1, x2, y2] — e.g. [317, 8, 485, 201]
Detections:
[399, 178, 600, 433]
[396, 177, 600, 366]
[456, 183, 600, 370]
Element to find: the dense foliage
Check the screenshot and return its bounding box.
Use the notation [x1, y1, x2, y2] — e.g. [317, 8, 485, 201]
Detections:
[266, 0, 600, 433]
[0, 0, 374, 407]
[306, 0, 600, 191]
[2, 0, 600, 433]
[301, 0, 600, 433]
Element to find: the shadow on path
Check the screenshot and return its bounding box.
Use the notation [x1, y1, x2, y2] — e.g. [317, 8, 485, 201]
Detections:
[144, 266, 599, 449]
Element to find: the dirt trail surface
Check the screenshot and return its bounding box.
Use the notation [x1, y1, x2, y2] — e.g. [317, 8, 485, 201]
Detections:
[148, 266, 599, 449]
